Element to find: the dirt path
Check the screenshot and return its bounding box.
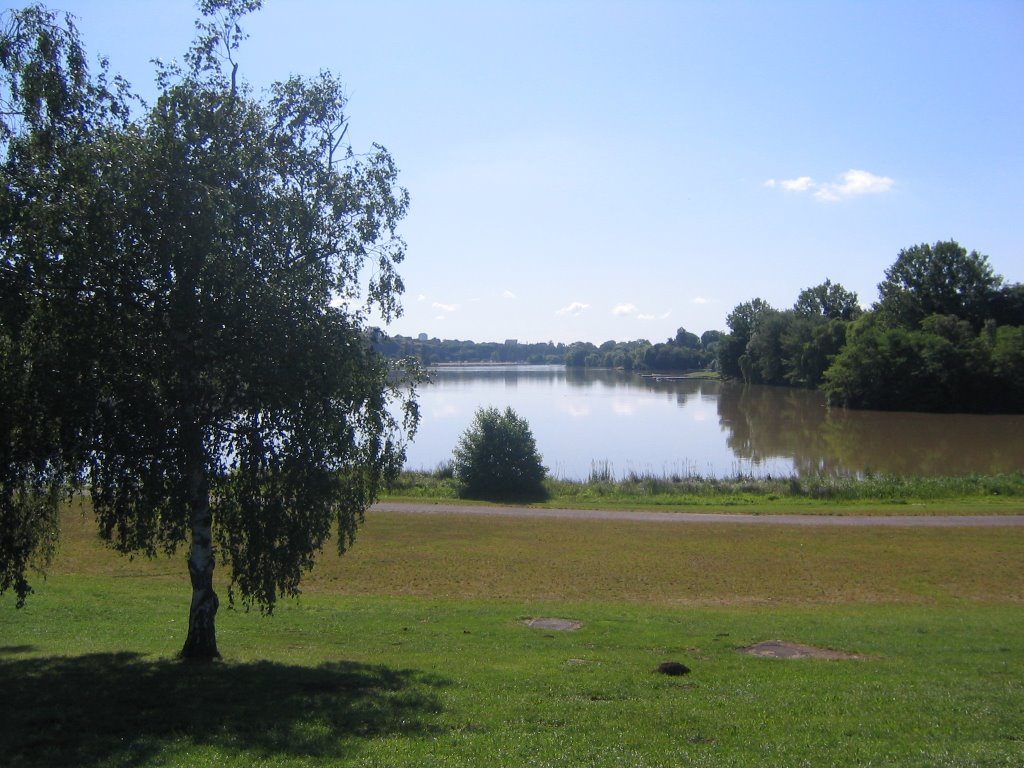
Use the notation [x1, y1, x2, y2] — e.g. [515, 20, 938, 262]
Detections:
[371, 501, 1024, 527]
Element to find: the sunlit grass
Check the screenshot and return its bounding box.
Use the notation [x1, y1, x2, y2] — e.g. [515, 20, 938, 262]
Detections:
[309, 510, 1024, 606]
[1, 505, 1022, 766]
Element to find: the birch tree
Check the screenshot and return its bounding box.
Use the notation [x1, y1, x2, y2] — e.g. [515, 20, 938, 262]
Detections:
[1, 1, 417, 659]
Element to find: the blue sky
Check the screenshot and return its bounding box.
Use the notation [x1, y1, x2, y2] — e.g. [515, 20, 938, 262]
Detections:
[45, 0, 1024, 344]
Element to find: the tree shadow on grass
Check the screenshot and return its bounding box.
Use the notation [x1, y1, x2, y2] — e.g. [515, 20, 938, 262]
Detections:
[0, 651, 448, 767]
[0, 645, 36, 655]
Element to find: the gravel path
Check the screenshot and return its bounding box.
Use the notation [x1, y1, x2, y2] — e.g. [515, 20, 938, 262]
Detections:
[371, 501, 1024, 527]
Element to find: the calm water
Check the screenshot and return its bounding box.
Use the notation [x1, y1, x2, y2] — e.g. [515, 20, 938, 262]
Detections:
[401, 365, 1024, 480]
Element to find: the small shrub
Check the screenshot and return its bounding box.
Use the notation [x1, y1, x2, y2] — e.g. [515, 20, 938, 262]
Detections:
[452, 407, 547, 501]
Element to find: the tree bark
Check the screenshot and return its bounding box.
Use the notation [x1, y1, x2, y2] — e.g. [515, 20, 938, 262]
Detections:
[180, 462, 220, 660]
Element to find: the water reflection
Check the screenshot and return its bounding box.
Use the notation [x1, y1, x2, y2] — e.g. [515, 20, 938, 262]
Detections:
[406, 366, 1024, 479]
[717, 382, 1024, 477]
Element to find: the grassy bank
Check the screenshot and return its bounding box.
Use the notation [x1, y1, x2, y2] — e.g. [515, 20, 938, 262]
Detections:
[2, 507, 1023, 766]
[385, 467, 1024, 514]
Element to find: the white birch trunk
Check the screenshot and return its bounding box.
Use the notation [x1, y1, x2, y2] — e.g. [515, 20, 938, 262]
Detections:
[180, 462, 220, 659]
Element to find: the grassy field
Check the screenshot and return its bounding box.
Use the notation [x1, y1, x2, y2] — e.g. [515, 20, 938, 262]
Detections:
[2, 504, 1023, 766]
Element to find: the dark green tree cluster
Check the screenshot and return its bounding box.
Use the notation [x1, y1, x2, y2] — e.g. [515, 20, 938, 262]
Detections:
[452, 406, 547, 501]
[1, 2, 417, 658]
[717, 242, 1024, 413]
[641, 329, 720, 372]
[564, 339, 650, 370]
[824, 243, 1023, 412]
[717, 281, 860, 389]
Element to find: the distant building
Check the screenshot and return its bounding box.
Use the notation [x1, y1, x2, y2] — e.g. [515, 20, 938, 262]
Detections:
[418, 333, 429, 341]
[504, 339, 518, 345]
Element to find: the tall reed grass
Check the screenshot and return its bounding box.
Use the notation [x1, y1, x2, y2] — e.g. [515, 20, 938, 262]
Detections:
[387, 464, 1024, 506]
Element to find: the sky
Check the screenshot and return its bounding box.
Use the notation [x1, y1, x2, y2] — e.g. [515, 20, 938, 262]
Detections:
[33, 0, 1024, 344]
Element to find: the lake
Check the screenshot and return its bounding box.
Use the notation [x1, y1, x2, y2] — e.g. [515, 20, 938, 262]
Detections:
[401, 365, 1024, 481]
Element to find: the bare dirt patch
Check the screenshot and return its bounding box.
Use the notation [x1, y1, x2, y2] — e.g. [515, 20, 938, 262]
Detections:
[655, 661, 691, 676]
[740, 640, 863, 660]
[525, 618, 583, 631]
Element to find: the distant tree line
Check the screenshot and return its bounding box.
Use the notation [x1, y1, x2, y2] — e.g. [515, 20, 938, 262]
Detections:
[717, 241, 1024, 413]
[373, 330, 721, 372]
[563, 330, 721, 371]
[373, 334, 568, 365]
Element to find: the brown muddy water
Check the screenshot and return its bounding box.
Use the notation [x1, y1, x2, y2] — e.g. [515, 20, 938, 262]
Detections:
[401, 365, 1024, 481]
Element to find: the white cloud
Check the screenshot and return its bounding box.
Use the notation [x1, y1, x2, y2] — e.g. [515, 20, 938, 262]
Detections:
[432, 301, 457, 312]
[502, 290, 517, 299]
[766, 169, 895, 202]
[415, 294, 427, 302]
[781, 176, 815, 192]
[817, 169, 895, 201]
[556, 301, 590, 316]
[692, 297, 711, 305]
[613, 304, 666, 321]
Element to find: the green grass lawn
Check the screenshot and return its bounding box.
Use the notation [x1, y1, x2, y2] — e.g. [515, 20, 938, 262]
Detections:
[2, 506, 1023, 767]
